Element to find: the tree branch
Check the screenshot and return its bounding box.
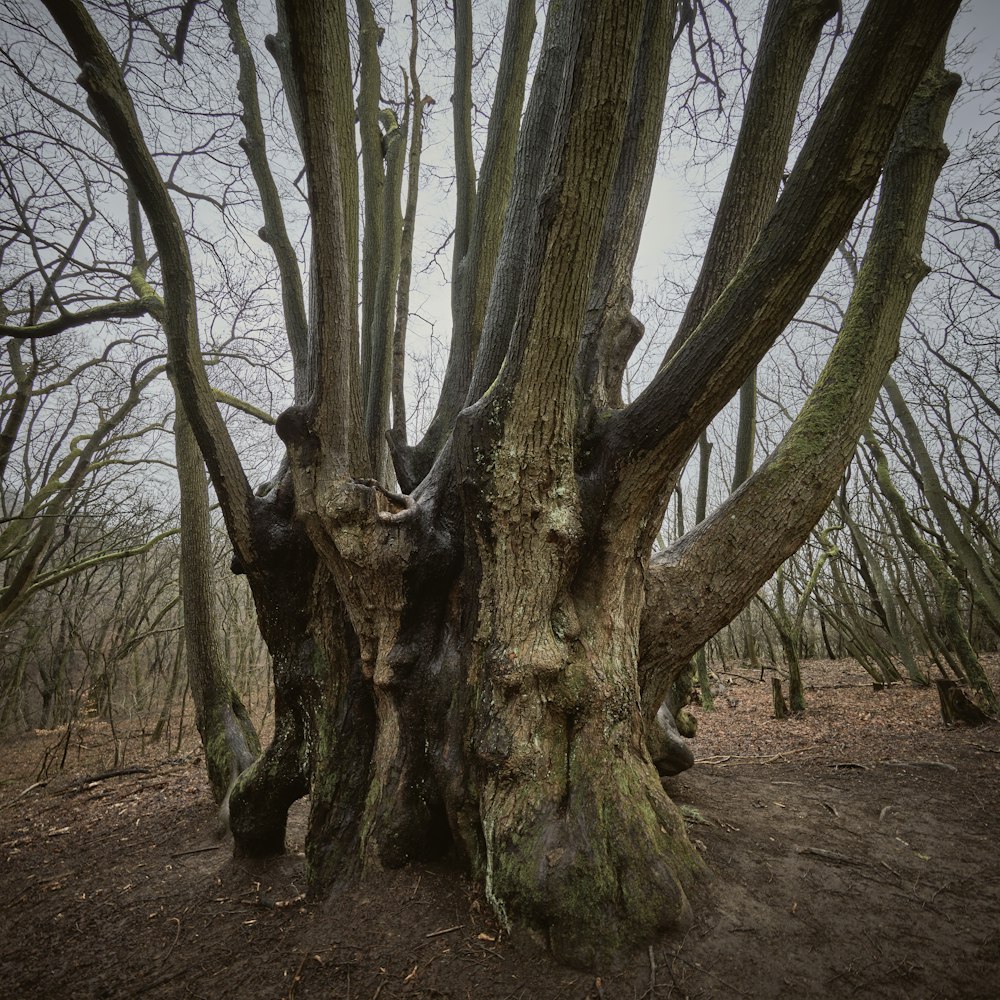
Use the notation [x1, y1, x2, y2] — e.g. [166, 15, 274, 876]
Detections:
[356, 0, 386, 408]
[611, 0, 961, 489]
[21, 527, 180, 601]
[394, 0, 535, 491]
[389, 4, 433, 453]
[639, 44, 961, 708]
[1, 298, 149, 339]
[574, 0, 678, 421]
[279, 0, 365, 483]
[0, 363, 165, 627]
[212, 389, 275, 425]
[221, 0, 309, 399]
[41, 0, 257, 570]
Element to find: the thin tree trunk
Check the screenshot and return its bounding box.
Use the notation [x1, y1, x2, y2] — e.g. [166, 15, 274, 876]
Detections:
[883, 376, 1000, 639]
[867, 431, 997, 711]
[151, 632, 185, 743]
[173, 404, 260, 806]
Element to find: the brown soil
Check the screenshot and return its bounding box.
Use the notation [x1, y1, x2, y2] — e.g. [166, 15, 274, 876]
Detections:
[2, 658, 998, 999]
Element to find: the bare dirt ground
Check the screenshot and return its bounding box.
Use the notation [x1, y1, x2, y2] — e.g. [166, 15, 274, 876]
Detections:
[2, 657, 999, 999]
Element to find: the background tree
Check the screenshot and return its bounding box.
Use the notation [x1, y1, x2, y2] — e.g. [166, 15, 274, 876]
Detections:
[0, 1, 277, 772]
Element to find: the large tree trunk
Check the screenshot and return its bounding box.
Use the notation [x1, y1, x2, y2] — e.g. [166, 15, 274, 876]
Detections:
[281, 468, 702, 967]
[273, 3, 705, 966]
[460, 546, 699, 965]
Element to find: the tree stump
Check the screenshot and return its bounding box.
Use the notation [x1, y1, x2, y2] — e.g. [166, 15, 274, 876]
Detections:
[772, 678, 789, 719]
[936, 679, 992, 726]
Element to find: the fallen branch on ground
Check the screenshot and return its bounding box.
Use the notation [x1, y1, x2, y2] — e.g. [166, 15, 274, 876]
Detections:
[696, 745, 824, 766]
[0, 781, 47, 811]
[170, 845, 223, 859]
[797, 846, 868, 868]
[880, 759, 957, 771]
[59, 766, 151, 794]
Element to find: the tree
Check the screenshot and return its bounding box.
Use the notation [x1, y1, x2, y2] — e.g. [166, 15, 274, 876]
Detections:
[760, 529, 839, 712]
[21, 0, 962, 966]
[884, 375, 1000, 640]
[835, 481, 927, 684]
[865, 427, 997, 712]
[0, 343, 167, 629]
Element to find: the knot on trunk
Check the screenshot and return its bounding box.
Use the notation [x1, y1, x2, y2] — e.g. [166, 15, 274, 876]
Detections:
[275, 403, 319, 463]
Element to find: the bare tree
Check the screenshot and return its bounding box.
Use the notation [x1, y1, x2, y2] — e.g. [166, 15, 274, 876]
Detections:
[13, 0, 964, 965]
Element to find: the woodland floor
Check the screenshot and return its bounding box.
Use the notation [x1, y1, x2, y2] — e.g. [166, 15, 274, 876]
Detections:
[2, 657, 999, 1000]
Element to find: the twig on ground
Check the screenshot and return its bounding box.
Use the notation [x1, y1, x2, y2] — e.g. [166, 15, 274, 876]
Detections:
[158, 916, 182, 963]
[697, 745, 824, 766]
[2, 887, 32, 909]
[0, 780, 46, 810]
[60, 767, 151, 794]
[170, 845, 222, 859]
[425, 924, 463, 938]
[274, 894, 306, 909]
[797, 846, 868, 868]
[881, 760, 957, 771]
[287, 950, 312, 1000]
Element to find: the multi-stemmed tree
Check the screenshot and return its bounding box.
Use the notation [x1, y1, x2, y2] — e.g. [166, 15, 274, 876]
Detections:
[16, 0, 962, 966]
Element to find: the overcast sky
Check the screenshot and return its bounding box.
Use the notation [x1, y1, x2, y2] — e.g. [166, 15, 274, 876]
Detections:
[404, 0, 1000, 371]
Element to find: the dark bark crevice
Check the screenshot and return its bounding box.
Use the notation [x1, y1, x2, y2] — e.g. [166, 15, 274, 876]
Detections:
[228, 479, 320, 857]
[227, 644, 314, 858]
[357, 493, 465, 868]
[307, 586, 376, 891]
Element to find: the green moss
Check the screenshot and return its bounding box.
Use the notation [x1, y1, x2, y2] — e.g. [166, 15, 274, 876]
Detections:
[478, 736, 702, 968]
[204, 724, 235, 803]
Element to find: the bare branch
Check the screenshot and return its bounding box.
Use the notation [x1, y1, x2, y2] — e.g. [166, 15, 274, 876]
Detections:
[1, 298, 149, 339]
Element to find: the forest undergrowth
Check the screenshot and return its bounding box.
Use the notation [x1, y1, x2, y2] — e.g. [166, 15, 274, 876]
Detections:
[1, 656, 998, 999]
